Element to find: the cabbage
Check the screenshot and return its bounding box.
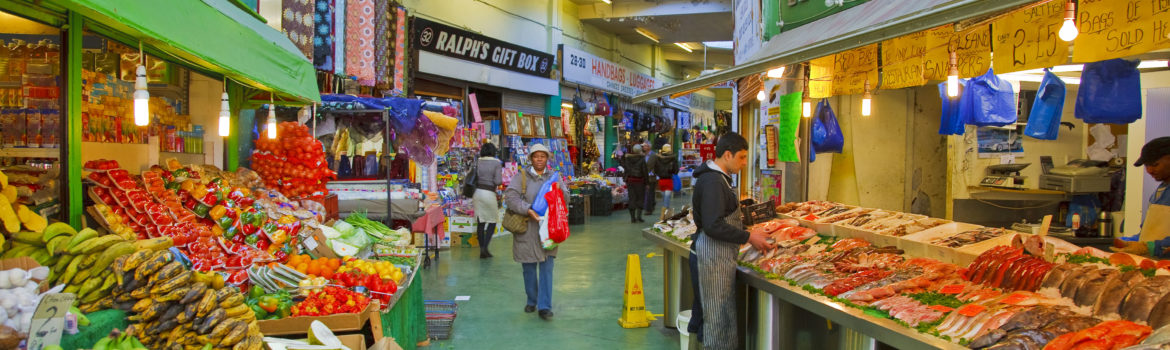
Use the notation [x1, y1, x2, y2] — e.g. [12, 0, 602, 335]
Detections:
[319, 226, 342, 239]
[332, 220, 356, 236]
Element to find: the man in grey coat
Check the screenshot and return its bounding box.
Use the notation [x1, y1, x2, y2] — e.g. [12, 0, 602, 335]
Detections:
[504, 143, 570, 320]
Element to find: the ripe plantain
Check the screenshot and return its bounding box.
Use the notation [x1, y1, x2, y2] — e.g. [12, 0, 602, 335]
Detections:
[222, 304, 249, 318]
[131, 298, 154, 313]
[134, 250, 173, 281]
[152, 261, 184, 283]
[197, 308, 226, 335]
[220, 321, 248, 346]
[158, 286, 191, 302]
[151, 270, 192, 295]
[196, 290, 218, 317]
[218, 294, 243, 308]
[122, 249, 154, 272]
[180, 283, 209, 305]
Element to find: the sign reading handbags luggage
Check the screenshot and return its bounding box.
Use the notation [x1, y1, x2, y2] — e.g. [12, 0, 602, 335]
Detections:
[412, 17, 555, 79]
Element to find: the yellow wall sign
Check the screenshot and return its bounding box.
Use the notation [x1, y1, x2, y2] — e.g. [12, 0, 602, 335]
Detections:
[880, 31, 927, 90]
[809, 56, 834, 98]
[924, 24, 992, 80]
[831, 44, 879, 96]
[992, 0, 1070, 73]
[1072, 0, 1170, 62]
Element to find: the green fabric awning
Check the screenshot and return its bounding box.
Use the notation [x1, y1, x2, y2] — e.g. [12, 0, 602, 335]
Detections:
[45, 0, 320, 103]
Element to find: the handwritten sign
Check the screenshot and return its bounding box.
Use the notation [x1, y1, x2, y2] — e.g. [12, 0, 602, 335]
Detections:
[1072, 0, 1170, 62]
[924, 24, 992, 80]
[831, 44, 879, 96]
[957, 304, 987, 317]
[880, 32, 927, 89]
[992, 0, 1070, 73]
[765, 125, 777, 168]
[929, 305, 955, 313]
[939, 284, 965, 294]
[808, 56, 834, 98]
[26, 293, 76, 350]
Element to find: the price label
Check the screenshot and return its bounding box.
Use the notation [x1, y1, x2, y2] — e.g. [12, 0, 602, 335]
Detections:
[992, 0, 1069, 73]
[880, 32, 927, 90]
[831, 44, 879, 96]
[808, 56, 834, 98]
[1000, 292, 1030, 305]
[957, 304, 987, 317]
[924, 24, 992, 80]
[1073, 0, 1170, 62]
[26, 293, 76, 350]
[939, 284, 966, 294]
[929, 305, 955, 313]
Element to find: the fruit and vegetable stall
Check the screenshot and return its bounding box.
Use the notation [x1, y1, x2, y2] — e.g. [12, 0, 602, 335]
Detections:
[645, 201, 1170, 350]
[0, 156, 428, 349]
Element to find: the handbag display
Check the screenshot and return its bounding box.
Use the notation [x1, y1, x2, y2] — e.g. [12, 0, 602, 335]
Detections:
[502, 173, 530, 234]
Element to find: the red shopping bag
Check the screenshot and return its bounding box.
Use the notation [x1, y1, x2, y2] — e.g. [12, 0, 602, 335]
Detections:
[544, 182, 570, 243]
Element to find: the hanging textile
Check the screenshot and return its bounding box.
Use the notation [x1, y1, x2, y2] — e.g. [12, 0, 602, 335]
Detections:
[333, 0, 345, 74]
[374, 0, 392, 89]
[313, 0, 335, 71]
[392, 7, 408, 95]
[282, 0, 314, 59]
[346, 0, 377, 86]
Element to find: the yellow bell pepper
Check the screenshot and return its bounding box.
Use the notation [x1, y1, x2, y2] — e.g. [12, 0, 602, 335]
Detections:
[209, 205, 228, 221]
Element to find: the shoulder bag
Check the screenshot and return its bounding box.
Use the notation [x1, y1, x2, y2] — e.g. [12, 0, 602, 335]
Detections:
[502, 173, 530, 234]
[460, 160, 479, 198]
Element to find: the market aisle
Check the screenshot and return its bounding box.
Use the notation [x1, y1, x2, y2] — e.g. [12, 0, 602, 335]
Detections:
[418, 197, 686, 349]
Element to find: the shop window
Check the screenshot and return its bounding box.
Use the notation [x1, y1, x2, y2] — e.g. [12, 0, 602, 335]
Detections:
[0, 11, 63, 219]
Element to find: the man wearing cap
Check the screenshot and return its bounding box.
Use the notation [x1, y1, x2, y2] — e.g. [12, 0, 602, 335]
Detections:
[1112, 137, 1170, 256]
[504, 143, 570, 320]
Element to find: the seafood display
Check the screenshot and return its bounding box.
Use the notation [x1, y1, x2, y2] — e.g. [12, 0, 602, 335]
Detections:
[929, 228, 1009, 248]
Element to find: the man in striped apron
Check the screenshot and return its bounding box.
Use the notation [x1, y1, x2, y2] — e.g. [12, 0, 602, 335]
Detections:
[689, 132, 776, 349]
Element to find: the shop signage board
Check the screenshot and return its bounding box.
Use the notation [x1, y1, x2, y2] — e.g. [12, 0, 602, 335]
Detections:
[924, 24, 992, 80]
[733, 0, 763, 63]
[831, 44, 879, 96]
[413, 17, 554, 79]
[560, 45, 663, 97]
[880, 31, 927, 89]
[991, 0, 1070, 73]
[1072, 0, 1170, 62]
[809, 56, 834, 99]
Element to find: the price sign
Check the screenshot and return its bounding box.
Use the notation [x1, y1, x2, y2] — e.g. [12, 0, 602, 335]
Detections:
[808, 56, 834, 98]
[939, 284, 966, 294]
[880, 32, 927, 90]
[831, 44, 879, 96]
[1072, 0, 1170, 62]
[992, 0, 1070, 73]
[929, 305, 955, 313]
[26, 293, 75, 350]
[924, 24, 992, 80]
[957, 304, 987, 317]
[1000, 292, 1031, 305]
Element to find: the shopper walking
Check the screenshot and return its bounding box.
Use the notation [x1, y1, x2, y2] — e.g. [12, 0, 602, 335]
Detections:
[473, 143, 504, 259]
[649, 143, 679, 214]
[622, 144, 650, 223]
[642, 140, 657, 216]
[689, 133, 774, 349]
[504, 143, 569, 320]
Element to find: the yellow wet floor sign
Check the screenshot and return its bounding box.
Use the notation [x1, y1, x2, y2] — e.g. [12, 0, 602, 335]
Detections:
[619, 254, 662, 328]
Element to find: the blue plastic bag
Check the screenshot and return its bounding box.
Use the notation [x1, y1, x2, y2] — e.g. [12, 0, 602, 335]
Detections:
[811, 100, 844, 154]
[530, 172, 561, 215]
[1024, 69, 1066, 140]
[672, 173, 682, 192]
[1067, 195, 1101, 229]
[961, 68, 1017, 127]
[938, 79, 967, 135]
[1076, 59, 1142, 124]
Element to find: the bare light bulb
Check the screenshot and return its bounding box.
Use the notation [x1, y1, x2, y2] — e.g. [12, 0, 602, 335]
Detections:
[133, 65, 149, 126]
[947, 74, 960, 98]
[767, 67, 786, 78]
[218, 92, 230, 137]
[861, 95, 872, 117]
[802, 98, 812, 118]
[756, 90, 766, 102]
[266, 106, 277, 139]
[1059, 1, 1078, 42]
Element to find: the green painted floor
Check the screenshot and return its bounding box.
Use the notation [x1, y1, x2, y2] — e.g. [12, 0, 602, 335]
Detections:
[418, 198, 684, 349]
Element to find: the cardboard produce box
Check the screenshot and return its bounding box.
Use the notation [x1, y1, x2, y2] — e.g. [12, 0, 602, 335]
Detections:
[336, 334, 366, 350]
[257, 301, 380, 336]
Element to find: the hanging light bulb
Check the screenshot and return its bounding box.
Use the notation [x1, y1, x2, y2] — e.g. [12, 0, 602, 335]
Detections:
[802, 95, 812, 118]
[767, 66, 786, 79]
[861, 80, 872, 117]
[756, 89, 766, 102]
[946, 49, 960, 98]
[266, 95, 277, 139]
[218, 91, 230, 137]
[132, 43, 149, 126]
[1058, 0, 1078, 42]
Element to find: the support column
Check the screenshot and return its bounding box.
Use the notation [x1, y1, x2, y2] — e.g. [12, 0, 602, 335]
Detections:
[64, 11, 83, 229]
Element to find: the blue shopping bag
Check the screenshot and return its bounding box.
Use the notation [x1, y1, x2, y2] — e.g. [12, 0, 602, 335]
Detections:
[961, 68, 1017, 127]
[1076, 59, 1142, 124]
[1024, 69, 1066, 140]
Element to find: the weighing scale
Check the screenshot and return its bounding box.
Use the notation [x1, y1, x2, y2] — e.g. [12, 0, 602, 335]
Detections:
[981, 163, 1031, 189]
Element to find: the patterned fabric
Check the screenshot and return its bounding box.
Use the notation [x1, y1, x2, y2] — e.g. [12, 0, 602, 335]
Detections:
[374, 0, 391, 88]
[392, 7, 407, 95]
[313, 0, 334, 71]
[282, 0, 314, 59]
[333, 0, 345, 74]
[345, 0, 376, 86]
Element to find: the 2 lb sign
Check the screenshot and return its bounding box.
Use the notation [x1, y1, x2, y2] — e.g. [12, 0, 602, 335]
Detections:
[26, 293, 75, 350]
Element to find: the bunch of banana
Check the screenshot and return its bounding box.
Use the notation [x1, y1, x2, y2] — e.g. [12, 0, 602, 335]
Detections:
[90, 328, 148, 350]
[99, 249, 262, 350]
[0, 222, 83, 264]
[38, 223, 173, 306]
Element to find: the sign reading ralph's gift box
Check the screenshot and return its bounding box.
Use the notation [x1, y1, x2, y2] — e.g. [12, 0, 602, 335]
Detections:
[412, 17, 555, 79]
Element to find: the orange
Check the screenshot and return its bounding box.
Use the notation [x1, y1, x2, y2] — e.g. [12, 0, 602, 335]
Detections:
[296, 263, 309, 273]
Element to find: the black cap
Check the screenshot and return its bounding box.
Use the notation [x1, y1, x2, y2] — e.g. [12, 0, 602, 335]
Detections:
[1135, 137, 1170, 166]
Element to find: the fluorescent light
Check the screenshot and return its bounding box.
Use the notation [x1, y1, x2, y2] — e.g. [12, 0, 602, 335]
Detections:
[600, 0, 611, 3]
[674, 43, 693, 52]
[635, 28, 659, 43]
[767, 67, 786, 79]
[561, 103, 573, 109]
[1011, 60, 1166, 75]
[1001, 74, 1081, 85]
[1139, 60, 1169, 69]
[703, 41, 733, 49]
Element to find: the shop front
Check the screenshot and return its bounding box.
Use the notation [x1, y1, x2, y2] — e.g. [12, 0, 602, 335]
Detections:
[636, 0, 1170, 349]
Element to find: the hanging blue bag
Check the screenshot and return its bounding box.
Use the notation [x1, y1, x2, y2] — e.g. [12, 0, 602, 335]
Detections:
[810, 100, 844, 154]
[962, 68, 1017, 127]
[1024, 69, 1066, 140]
[1076, 59, 1141, 124]
[938, 79, 967, 135]
[672, 173, 682, 192]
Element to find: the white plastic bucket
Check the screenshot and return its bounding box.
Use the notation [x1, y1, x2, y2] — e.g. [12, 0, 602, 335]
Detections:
[677, 310, 693, 350]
